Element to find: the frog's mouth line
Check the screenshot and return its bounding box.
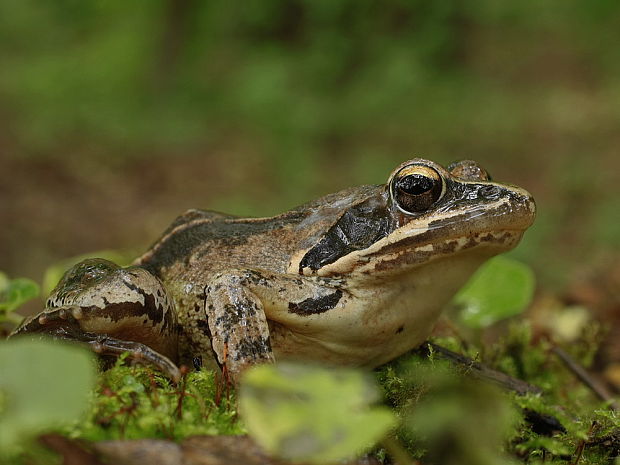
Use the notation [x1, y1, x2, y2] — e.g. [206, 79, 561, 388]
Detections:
[377, 228, 525, 270]
[317, 228, 525, 277]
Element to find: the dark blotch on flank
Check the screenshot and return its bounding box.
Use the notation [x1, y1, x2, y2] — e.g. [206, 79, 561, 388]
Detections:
[288, 289, 343, 315]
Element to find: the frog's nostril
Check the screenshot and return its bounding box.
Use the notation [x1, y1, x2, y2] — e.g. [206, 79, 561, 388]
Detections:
[479, 185, 501, 199]
[525, 196, 537, 216]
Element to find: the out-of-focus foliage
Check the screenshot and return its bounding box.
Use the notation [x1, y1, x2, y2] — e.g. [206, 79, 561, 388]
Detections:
[454, 256, 535, 329]
[382, 357, 520, 465]
[0, 1, 489, 152]
[0, 272, 39, 325]
[239, 362, 395, 464]
[0, 339, 95, 458]
[1, 0, 618, 170]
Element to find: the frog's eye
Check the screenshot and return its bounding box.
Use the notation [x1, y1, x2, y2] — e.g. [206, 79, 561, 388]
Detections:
[391, 165, 445, 213]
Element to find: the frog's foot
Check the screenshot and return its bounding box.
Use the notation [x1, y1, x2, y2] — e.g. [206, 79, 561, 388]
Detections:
[12, 305, 182, 382]
[205, 272, 275, 381]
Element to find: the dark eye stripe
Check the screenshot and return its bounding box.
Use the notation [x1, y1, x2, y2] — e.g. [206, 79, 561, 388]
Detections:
[299, 198, 392, 272]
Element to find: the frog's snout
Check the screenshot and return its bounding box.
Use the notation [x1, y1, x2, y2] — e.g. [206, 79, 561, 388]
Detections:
[502, 185, 536, 232]
[517, 186, 536, 220]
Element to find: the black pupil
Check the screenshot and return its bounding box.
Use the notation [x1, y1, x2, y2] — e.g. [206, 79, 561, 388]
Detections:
[396, 174, 434, 196]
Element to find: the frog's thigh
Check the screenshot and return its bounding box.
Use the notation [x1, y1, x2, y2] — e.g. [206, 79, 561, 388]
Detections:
[12, 259, 180, 379]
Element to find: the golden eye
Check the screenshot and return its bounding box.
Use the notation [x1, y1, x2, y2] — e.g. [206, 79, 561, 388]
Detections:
[391, 165, 445, 213]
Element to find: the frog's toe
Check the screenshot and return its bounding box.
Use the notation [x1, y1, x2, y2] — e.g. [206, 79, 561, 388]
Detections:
[10, 305, 182, 382]
[87, 335, 182, 382]
[11, 305, 83, 335]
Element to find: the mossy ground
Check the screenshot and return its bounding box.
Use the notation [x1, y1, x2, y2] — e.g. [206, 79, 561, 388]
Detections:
[66, 355, 244, 443]
[3, 271, 618, 464]
[13, 321, 614, 465]
[378, 322, 620, 464]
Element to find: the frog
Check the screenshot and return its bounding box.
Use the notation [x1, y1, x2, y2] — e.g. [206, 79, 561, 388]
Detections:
[11, 158, 535, 382]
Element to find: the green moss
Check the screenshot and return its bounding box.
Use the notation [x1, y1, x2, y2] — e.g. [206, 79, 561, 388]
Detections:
[376, 320, 619, 464]
[5, 321, 619, 464]
[66, 355, 244, 442]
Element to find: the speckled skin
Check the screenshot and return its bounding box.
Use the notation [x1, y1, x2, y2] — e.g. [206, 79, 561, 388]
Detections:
[12, 159, 535, 380]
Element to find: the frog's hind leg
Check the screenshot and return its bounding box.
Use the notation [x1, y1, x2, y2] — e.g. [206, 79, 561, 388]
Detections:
[10, 258, 181, 381]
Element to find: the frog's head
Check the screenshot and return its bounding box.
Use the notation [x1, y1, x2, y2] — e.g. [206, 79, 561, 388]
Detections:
[295, 158, 535, 281]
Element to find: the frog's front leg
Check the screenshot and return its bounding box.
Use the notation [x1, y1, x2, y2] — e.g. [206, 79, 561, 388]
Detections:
[205, 272, 274, 380]
[204, 269, 347, 380]
[10, 258, 181, 381]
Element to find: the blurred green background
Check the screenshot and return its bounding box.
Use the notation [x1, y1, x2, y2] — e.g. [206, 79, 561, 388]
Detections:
[0, 0, 618, 290]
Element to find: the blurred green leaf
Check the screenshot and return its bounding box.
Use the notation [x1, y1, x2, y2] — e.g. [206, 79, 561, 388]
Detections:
[454, 256, 535, 329]
[0, 272, 39, 324]
[239, 362, 396, 464]
[0, 338, 96, 457]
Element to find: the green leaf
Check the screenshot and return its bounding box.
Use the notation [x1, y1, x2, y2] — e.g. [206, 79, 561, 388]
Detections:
[239, 363, 396, 464]
[0, 274, 40, 313]
[0, 338, 96, 456]
[453, 256, 535, 329]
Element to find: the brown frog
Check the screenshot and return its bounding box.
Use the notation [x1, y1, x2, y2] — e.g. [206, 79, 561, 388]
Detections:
[12, 158, 535, 381]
